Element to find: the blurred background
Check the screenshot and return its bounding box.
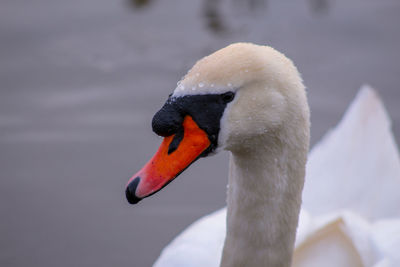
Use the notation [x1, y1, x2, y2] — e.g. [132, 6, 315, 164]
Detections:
[1, 0, 399, 266]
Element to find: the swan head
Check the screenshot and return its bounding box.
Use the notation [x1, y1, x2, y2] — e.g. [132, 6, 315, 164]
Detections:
[126, 43, 309, 204]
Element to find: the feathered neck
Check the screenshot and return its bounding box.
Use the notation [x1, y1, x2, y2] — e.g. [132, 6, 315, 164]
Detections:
[220, 133, 308, 267]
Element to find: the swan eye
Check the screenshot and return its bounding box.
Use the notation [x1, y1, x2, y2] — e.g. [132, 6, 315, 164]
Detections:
[221, 92, 235, 103]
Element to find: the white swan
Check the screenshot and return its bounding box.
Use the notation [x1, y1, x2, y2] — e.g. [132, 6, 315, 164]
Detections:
[125, 43, 400, 267]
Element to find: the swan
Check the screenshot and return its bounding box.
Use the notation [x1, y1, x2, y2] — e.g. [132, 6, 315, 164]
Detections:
[125, 43, 400, 266]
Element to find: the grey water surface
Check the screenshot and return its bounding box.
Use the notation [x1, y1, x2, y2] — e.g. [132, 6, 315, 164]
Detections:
[1, 0, 400, 266]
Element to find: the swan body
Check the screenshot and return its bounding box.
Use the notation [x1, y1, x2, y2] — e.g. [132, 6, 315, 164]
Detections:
[153, 86, 400, 267]
[125, 43, 400, 266]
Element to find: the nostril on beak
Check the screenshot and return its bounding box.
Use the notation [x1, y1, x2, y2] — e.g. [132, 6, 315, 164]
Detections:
[125, 177, 142, 204]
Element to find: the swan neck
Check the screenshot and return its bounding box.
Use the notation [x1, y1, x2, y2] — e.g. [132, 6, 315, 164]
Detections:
[221, 140, 306, 267]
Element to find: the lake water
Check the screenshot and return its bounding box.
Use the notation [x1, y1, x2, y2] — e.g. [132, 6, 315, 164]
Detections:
[1, 0, 400, 266]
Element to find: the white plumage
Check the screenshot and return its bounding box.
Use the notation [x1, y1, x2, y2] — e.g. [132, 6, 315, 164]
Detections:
[154, 86, 400, 267]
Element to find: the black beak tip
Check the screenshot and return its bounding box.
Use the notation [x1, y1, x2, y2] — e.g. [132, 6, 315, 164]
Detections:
[125, 177, 142, 205]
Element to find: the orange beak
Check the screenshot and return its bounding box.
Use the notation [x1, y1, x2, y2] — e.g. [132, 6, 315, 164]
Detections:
[125, 116, 211, 204]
